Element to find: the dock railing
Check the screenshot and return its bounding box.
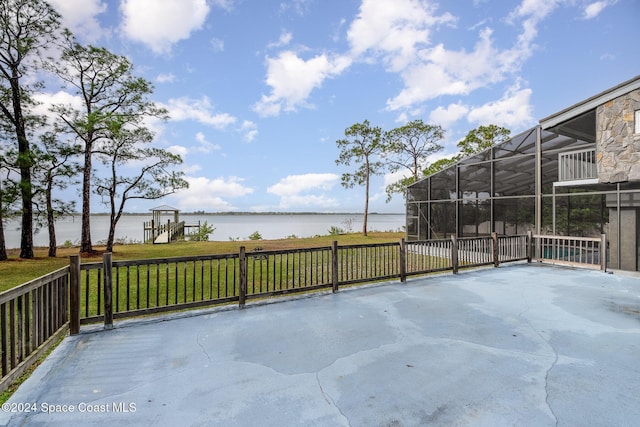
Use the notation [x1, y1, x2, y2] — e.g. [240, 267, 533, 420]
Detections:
[144, 220, 199, 243]
[0, 232, 606, 392]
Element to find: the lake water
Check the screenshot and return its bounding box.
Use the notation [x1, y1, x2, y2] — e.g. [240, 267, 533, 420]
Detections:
[3, 213, 406, 249]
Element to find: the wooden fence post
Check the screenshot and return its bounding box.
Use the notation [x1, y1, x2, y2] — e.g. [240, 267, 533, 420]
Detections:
[331, 241, 339, 293]
[69, 255, 80, 335]
[239, 246, 247, 307]
[102, 253, 113, 329]
[600, 233, 607, 271]
[526, 231, 533, 263]
[451, 235, 458, 274]
[399, 238, 407, 283]
[492, 232, 499, 268]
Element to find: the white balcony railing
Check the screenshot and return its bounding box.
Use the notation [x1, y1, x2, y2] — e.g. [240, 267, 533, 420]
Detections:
[558, 148, 597, 182]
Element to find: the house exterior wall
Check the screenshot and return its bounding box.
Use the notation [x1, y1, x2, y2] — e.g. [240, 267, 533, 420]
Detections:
[608, 207, 639, 271]
[596, 89, 640, 183]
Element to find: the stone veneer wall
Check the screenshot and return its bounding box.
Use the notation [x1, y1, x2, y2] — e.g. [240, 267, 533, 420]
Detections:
[596, 88, 640, 183]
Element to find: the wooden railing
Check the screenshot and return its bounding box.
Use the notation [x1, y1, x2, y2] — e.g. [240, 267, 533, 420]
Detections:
[336, 242, 401, 285]
[0, 233, 607, 392]
[0, 265, 72, 393]
[74, 235, 536, 329]
[404, 234, 530, 276]
[405, 239, 453, 275]
[532, 234, 606, 270]
[143, 220, 189, 243]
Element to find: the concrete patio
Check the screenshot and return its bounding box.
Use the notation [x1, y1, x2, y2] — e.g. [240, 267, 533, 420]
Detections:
[1, 263, 639, 426]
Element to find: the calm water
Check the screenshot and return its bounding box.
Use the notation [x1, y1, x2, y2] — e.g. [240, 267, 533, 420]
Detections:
[4, 213, 406, 249]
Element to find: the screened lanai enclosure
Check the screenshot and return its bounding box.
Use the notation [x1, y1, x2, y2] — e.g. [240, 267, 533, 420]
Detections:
[406, 75, 640, 272]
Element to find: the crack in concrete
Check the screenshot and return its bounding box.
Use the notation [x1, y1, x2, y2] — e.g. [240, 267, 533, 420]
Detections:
[316, 372, 352, 427]
[544, 347, 560, 427]
[196, 330, 213, 364]
[518, 291, 559, 426]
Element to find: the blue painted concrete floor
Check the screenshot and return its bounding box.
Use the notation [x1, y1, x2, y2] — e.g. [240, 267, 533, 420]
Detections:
[1, 263, 639, 426]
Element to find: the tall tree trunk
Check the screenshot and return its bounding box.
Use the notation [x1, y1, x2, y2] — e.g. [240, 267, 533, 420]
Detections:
[18, 158, 33, 259]
[106, 223, 115, 253]
[363, 167, 369, 237]
[80, 146, 92, 253]
[106, 187, 124, 252]
[0, 208, 7, 261]
[11, 74, 33, 259]
[106, 195, 116, 252]
[46, 179, 56, 257]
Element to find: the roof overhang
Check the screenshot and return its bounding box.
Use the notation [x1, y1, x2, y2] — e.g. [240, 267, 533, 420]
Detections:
[407, 76, 640, 194]
[539, 75, 640, 130]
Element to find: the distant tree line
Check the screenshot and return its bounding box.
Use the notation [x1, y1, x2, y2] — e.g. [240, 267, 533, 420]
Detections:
[0, 0, 188, 260]
[336, 120, 510, 236]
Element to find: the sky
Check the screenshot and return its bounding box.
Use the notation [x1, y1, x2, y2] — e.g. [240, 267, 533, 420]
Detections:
[40, 0, 640, 214]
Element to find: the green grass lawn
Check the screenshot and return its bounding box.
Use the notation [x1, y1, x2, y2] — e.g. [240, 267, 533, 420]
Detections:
[1, 232, 405, 292]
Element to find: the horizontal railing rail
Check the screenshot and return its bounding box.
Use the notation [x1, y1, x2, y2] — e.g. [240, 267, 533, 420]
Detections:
[497, 234, 530, 263]
[533, 234, 606, 271]
[1, 232, 606, 393]
[336, 242, 401, 285]
[78, 253, 241, 324]
[405, 239, 453, 276]
[0, 266, 70, 393]
[244, 246, 334, 299]
[457, 236, 494, 268]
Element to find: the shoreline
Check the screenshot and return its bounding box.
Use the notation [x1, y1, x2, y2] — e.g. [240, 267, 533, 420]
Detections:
[50, 212, 405, 216]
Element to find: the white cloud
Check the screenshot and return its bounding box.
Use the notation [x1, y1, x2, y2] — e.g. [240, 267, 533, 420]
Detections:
[467, 84, 533, 128]
[163, 96, 237, 128]
[383, 169, 409, 188]
[386, 26, 530, 111]
[181, 164, 203, 174]
[394, 112, 410, 124]
[342, 0, 558, 115]
[156, 73, 176, 83]
[268, 173, 338, 196]
[194, 132, 221, 153]
[120, 0, 210, 54]
[508, 0, 559, 23]
[429, 102, 470, 128]
[582, 1, 617, 19]
[239, 121, 258, 142]
[174, 176, 253, 211]
[507, 0, 561, 49]
[48, 0, 108, 42]
[167, 145, 188, 157]
[253, 51, 352, 117]
[347, 0, 456, 71]
[267, 173, 340, 209]
[33, 91, 84, 118]
[387, 62, 465, 111]
[268, 31, 293, 49]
